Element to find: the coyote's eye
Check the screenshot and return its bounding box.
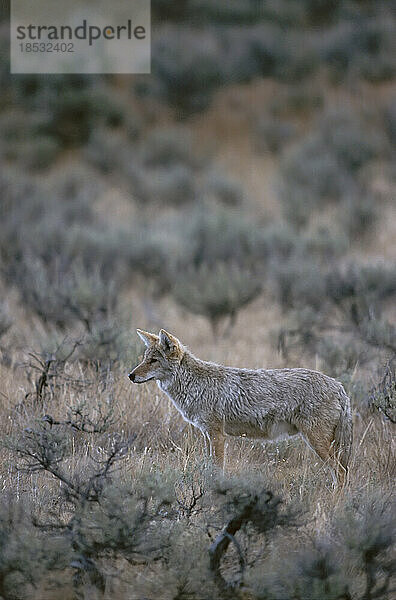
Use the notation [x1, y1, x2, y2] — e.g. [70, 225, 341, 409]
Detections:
[149, 358, 158, 365]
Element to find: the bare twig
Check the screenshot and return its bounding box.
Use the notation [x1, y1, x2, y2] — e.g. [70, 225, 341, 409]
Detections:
[209, 497, 258, 594]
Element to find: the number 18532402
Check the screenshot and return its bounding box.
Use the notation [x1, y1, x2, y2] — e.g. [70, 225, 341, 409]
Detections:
[19, 42, 74, 52]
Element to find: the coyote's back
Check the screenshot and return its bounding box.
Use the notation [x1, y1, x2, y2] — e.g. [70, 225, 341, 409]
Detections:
[129, 329, 353, 486]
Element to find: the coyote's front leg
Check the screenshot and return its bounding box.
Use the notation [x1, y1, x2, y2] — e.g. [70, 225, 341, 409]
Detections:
[208, 430, 225, 471]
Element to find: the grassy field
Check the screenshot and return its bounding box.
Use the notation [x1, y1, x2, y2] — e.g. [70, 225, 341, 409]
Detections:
[0, 1, 395, 598]
[0, 284, 394, 598]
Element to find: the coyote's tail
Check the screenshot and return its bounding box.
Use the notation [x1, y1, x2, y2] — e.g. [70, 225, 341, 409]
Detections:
[334, 386, 353, 476]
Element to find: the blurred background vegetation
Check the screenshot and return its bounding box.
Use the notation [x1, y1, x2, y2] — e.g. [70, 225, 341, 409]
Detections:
[0, 1, 395, 598]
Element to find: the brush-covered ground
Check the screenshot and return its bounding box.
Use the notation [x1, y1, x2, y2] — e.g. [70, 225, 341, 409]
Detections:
[0, 1, 395, 598]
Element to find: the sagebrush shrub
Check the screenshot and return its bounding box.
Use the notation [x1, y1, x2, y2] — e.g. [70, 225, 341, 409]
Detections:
[319, 16, 395, 82]
[134, 164, 196, 205]
[10, 76, 125, 147]
[255, 116, 296, 153]
[140, 126, 203, 169]
[0, 302, 11, 341]
[279, 109, 387, 232]
[172, 261, 262, 333]
[203, 170, 244, 206]
[370, 361, 396, 423]
[0, 496, 71, 599]
[11, 257, 118, 329]
[179, 205, 265, 269]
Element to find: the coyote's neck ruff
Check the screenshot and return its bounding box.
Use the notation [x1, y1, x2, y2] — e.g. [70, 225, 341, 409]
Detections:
[129, 328, 352, 486]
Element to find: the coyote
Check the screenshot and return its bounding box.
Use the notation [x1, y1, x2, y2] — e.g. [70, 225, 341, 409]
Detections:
[128, 329, 352, 486]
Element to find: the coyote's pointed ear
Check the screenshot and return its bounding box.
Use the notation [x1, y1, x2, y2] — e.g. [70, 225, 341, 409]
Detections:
[159, 329, 182, 356]
[136, 329, 158, 347]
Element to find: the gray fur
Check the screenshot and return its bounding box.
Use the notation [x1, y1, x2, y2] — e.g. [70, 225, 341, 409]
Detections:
[129, 329, 353, 486]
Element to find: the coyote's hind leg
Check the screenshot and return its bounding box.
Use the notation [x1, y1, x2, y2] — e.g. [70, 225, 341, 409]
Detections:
[330, 444, 348, 489]
[303, 431, 342, 488]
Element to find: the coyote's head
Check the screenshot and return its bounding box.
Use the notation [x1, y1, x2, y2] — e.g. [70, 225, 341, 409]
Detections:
[128, 329, 184, 384]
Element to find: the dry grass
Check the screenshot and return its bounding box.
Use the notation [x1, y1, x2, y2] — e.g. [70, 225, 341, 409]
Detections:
[0, 59, 395, 599]
[0, 286, 394, 599]
[0, 121, 396, 588]
[0, 338, 396, 600]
